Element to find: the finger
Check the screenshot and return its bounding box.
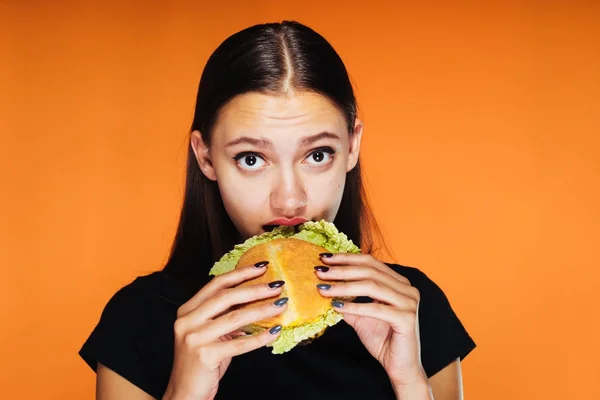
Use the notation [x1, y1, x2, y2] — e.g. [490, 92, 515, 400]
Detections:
[178, 281, 285, 331]
[317, 280, 419, 309]
[222, 324, 283, 357]
[203, 323, 283, 365]
[198, 297, 288, 341]
[315, 265, 419, 300]
[195, 326, 282, 370]
[227, 330, 248, 339]
[330, 300, 419, 333]
[178, 261, 270, 316]
[318, 253, 410, 285]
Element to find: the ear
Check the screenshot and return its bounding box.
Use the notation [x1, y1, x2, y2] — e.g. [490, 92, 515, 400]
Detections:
[346, 119, 363, 172]
[190, 130, 217, 181]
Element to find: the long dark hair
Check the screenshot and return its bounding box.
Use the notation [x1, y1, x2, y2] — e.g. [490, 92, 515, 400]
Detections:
[163, 21, 387, 292]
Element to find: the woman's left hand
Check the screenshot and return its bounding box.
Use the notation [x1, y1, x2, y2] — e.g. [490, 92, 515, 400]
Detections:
[315, 253, 430, 392]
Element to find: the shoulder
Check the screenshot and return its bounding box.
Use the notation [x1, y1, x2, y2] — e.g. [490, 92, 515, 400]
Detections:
[79, 271, 184, 398]
[386, 263, 459, 311]
[97, 274, 158, 316]
[93, 271, 186, 316]
[85, 272, 181, 334]
[386, 263, 477, 377]
[386, 263, 452, 308]
[386, 263, 439, 292]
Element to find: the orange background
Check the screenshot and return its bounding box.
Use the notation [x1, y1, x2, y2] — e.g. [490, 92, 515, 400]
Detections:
[2, 1, 599, 399]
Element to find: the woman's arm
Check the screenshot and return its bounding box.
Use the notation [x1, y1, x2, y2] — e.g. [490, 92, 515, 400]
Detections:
[392, 359, 463, 400]
[96, 363, 155, 400]
[429, 358, 464, 400]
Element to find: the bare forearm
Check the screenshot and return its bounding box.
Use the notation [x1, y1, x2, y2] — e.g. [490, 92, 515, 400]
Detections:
[393, 381, 434, 400]
[162, 384, 212, 400]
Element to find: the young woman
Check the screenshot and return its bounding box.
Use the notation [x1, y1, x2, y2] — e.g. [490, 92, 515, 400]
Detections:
[80, 21, 476, 399]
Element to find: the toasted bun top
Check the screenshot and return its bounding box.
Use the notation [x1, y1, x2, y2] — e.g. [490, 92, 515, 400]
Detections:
[235, 237, 338, 329]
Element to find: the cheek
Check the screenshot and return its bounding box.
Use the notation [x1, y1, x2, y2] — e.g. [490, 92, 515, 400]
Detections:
[217, 171, 270, 222]
[220, 179, 264, 208]
[306, 169, 346, 217]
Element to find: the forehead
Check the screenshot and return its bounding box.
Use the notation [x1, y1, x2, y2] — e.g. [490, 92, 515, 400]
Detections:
[212, 91, 348, 144]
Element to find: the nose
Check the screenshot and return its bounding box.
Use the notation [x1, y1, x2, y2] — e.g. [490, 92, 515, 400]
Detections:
[270, 168, 307, 218]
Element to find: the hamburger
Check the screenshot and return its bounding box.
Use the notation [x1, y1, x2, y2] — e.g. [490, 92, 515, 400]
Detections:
[209, 220, 361, 354]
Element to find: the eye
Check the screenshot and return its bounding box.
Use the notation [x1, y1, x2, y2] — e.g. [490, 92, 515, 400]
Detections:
[234, 153, 267, 171]
[305, 147, 335, 165]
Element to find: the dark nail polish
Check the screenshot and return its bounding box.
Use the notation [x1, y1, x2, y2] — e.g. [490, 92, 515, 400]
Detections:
[317, 284, 332, 290]
[268, 280, 285, 289]
[319, 252, 333, 258]
[314, 266, 330, 272]
[274, 297, 289, 307]
[331, 301, 345, 308]
[269, 325, 282, 334]
[254, 261, 269, 268]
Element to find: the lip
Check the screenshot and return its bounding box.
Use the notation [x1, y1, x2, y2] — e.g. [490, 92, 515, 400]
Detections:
[264, 217, 308, 227]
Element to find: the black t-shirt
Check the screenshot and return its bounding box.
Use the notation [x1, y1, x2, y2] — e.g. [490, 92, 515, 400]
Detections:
[79, 264, 476, 399]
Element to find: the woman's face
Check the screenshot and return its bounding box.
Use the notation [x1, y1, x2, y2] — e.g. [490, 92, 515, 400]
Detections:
[191, 91, 362, 240]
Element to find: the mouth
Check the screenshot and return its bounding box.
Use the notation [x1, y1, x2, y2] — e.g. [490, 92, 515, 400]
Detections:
[262, 225, 279, 232]
[262, 217, 309, 232]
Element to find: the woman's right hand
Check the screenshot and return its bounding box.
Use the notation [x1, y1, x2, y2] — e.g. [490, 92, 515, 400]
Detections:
[163, 261, 287, 400]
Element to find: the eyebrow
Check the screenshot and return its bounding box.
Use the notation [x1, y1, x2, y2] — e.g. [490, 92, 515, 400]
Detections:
[225, 131, 341, 148]
[300, 131, 341, 146]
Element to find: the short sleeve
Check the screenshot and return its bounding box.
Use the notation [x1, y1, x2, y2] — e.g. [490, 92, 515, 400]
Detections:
[390, 265, 477, 378]
[79, 281, 161, 398]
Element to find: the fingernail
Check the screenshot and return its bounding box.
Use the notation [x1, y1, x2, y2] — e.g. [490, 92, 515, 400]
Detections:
[254, 261, 269, 268]
[268, 280, 285, 289]
[331, 301, 345, 308]
[269, 325, 282, 334]
[319, 252, 333, 258]
[316, 283, 332, 290]
[314, 266, 330, 272]
[274, 297, 289, 307]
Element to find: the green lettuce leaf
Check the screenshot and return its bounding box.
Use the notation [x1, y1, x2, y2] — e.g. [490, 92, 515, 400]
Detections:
[208, 220, 361, 354]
